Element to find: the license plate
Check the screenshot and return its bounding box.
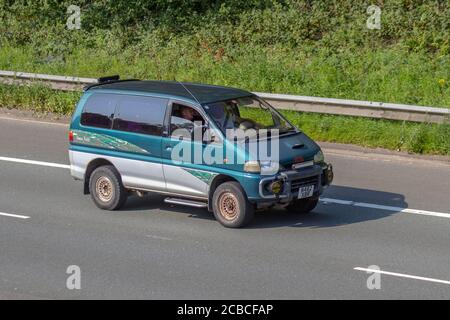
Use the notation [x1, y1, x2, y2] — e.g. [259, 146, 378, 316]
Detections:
[297, 185, 314, 199]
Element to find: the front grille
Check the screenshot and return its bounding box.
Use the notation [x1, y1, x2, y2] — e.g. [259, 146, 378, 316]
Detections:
[291, 175, 319, 193]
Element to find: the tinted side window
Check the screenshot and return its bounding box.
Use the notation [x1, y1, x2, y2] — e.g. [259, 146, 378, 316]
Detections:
[113, 96, 168, 136]
[80, 94, 118, 129]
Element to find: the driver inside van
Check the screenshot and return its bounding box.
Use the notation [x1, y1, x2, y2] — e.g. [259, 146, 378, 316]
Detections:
[180, 106, 195, 122]
[173, 105, 205, 140]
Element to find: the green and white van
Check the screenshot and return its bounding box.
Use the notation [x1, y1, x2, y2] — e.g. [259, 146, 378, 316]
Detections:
[69, 76, 333, 228]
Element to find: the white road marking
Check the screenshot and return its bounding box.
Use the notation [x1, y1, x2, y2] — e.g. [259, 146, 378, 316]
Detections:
[320, 198, 354, 206]
[0, 156, 70, 169]
[145, 234, 173, 241]
[320, 198, 450, 219]
[0, 116, 69, 127]
[0, 155, 449, 220]
[0, 211, 30, 219]
[354, 267, 450, 285]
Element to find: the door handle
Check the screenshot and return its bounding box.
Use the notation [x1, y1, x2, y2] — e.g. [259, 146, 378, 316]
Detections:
[165, 146, 173, 151]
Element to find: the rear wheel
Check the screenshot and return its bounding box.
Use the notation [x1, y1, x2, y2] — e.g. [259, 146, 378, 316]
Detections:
[286, 196, 319, 214]
[212, 182, 254, 228]
[89, 165, 127, 210]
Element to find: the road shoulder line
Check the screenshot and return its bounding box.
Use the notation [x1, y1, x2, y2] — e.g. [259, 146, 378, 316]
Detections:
[0, 156, 70, 169]
[354, 267, 450, 285]
[0, 211, 30, 219]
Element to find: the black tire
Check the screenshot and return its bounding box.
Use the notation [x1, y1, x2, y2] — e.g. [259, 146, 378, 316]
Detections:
[89, 165, 127, 210]
[286, 196, 319, 214]
[212, 181, 254, 228]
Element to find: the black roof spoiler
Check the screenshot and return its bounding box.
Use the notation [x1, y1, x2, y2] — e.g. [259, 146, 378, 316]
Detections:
[83, 75, 140, 91]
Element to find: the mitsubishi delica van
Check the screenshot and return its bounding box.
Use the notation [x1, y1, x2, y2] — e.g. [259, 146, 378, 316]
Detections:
[69, 76, 333, 228]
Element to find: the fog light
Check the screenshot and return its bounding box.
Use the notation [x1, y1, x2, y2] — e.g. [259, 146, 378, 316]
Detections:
[269, 180, 283, 194]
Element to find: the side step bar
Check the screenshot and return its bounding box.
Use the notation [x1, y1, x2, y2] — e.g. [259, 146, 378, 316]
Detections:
[164, 197, 208, 208]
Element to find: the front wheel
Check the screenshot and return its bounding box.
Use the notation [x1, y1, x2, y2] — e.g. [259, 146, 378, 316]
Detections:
[286, 196, 319, 214]
[212, 182, 254, 228]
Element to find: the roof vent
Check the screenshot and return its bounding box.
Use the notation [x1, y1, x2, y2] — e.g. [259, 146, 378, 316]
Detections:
[83, 75, 140, 91]
[98, 75, 120, 83]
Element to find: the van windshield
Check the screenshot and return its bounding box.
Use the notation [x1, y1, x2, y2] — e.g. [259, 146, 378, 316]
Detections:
[203, 96, 296, 139]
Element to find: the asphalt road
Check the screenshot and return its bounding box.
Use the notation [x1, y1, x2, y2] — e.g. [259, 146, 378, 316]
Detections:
[0, 116, 449, 299]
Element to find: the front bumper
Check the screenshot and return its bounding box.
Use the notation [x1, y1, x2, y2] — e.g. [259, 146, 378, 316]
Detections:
[257, 163, 333, 203]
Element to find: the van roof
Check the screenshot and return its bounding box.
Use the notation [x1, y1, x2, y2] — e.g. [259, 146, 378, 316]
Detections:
[87, 80, 252, 105]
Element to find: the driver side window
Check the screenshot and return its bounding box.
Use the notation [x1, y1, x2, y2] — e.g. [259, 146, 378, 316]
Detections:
[170, 103, 205, 140]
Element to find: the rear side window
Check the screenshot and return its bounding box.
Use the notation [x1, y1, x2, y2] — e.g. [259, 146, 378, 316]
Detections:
[80, 93, 118, 129]
[113, 95, 168, 136]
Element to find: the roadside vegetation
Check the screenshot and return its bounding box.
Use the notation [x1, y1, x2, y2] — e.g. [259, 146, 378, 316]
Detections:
[0, 1, 448, 154]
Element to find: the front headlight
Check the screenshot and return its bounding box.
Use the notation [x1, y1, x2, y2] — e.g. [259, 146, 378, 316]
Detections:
[244, 160, 280, 175]
[314, 150, 325, 164]
[244, 160, 261, 173]
[260, 161, 279, 175]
